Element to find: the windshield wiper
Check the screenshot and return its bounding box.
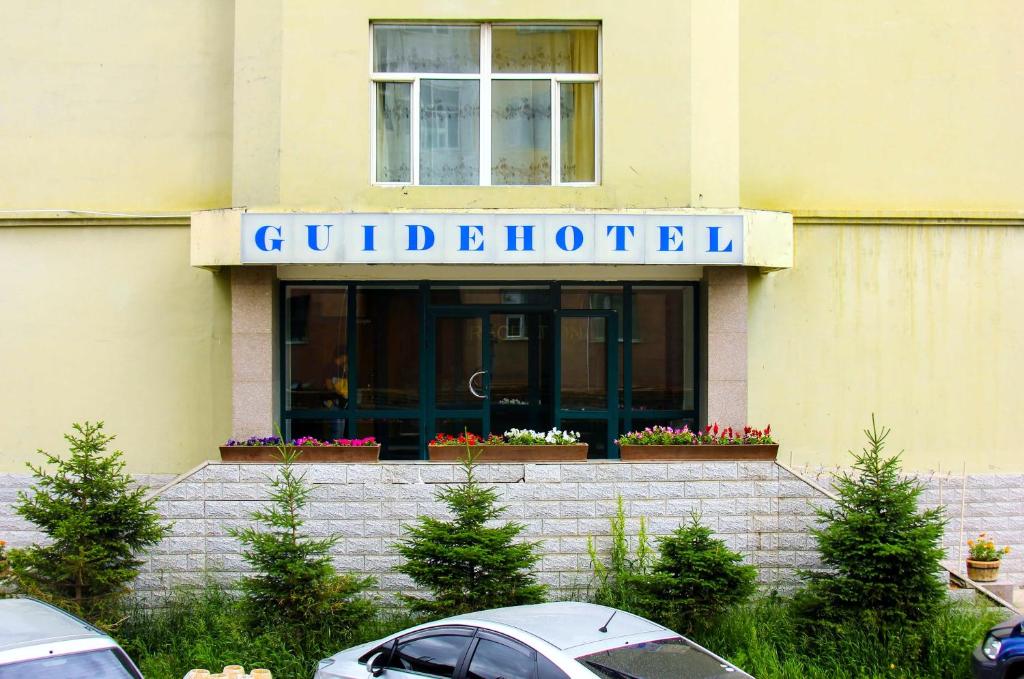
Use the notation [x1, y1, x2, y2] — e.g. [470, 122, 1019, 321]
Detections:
[582, 660, 644, 679]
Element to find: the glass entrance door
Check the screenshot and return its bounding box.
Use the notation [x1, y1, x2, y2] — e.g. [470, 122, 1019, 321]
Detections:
[429, 311, 490, 438]
[488, 312, 553, 435]
[555, 309, 618, 457]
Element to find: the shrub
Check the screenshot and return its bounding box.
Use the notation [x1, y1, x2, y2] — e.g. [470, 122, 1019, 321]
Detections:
[587, 496, 653, 612]
[793, 416, 947, 634]
[228, 442, 375, 627]
[5, 422, 168, 625]
[394, 449, 546, 616]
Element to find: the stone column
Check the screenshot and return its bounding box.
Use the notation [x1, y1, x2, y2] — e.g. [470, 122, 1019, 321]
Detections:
[703, 267, 748, 429]
[231, 267, 275, 438]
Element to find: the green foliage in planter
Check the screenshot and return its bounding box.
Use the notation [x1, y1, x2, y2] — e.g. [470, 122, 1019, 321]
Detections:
[794, 416, 947, 636]
[588, 500, 756, 634]
[229, 443, 375, 627]
[394, 450, 546, 616]
[4, 422, 168, 626]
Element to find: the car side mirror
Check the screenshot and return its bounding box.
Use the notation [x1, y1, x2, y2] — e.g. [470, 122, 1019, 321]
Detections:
[368, 652, 387, 677]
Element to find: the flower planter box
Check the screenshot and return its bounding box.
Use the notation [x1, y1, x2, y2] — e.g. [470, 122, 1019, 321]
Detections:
[219, 445, 381, 463]
[427, 444, 588, 462]
[617, 443, 779, 461]
[966, 559, 1001, 583]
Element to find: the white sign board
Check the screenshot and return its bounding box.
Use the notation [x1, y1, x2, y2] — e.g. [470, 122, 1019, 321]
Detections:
[240, 213, 744, 265]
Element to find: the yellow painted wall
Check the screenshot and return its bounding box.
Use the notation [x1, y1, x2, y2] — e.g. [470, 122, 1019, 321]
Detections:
[748, 223, 1024, 472]
[0, 0, 234, 212]
[740, 0, 1024, 212]
[0, 226, 232, 473]
[254, 0, 695, 211]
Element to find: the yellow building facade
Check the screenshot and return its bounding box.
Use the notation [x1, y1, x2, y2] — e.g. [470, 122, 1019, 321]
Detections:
[1, 0, 1022, 476]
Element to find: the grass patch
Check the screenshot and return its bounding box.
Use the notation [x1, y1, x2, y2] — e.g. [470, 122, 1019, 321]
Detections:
[692, 595, 1007, 679]
[116, 586, 421, 679]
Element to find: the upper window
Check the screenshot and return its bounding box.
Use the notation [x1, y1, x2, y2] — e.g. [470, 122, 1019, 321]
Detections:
[372, 23, 600, 186]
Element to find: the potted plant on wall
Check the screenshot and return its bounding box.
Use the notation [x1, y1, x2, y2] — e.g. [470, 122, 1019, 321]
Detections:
[427, 428, 588, 462]
[966, 533, 1011, 582]
[616, 423, 777, 461]
[220, 435, 380, 462]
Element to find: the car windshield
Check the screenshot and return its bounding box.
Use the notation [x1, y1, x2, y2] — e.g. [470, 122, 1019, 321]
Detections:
[0, 649, 139, 679]
[577, 637, 747, 679]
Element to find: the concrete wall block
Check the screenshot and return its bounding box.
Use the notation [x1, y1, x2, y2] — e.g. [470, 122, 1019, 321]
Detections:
[218, 483, 264, 501]
[595, 463, 630, 482]
[237, 465, 281, 482]
[779, 498, 818, 515]
[615, 482, 652, 500]
[307, 466, 349, 484]
[970, 502, 1024, 517]
[646, 481, 693, 500]
[204, 501, 246, 518]
[161, 536, 206, 554]
[418, 465, 456, 483]
[718, 516, 752, 533]
[630, 464, 669, 481]
[475, 464, 526, 483]
[205, 536, 241, 554]
[702, 462, 740, 480]
[667, 498, 702, 515]
[541, 518, 579, 536]
[345, 537, 385, 554]
[718, 481, 756, 498]
[755, 481, 780, 497]
[684, 481, 720, 498]
[542, 554, 580, 571]
[204, 465, 241, 483]
[630, 499, 669, 517]
[365, 555, 402, 573]
[559, 537, 591, 553]
[364, 520, 401, 537]
[648, 517, 689, 535]
[331, 555, 366, 571]
[383, 466, 421, 484]
[571, 482, 612, 501]
[663, 463, 708, 481]
[524, 464, 562, 483]
[529, 501, 562, 519]
[738, 462, 778, 480]
[560, 464, 598, 483]
[721, 533, 751, 552]
[381, 502, 419, 519]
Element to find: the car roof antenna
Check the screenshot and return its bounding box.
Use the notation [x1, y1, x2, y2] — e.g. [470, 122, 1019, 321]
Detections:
[599, 610, 617, 633]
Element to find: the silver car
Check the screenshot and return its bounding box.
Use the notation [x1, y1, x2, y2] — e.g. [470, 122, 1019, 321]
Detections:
[0, 598, 143, 678]
[315, 602, 751, 679]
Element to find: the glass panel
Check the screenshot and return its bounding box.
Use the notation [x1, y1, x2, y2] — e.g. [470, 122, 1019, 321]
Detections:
[468, 639, 535, 679]
[356, 288, 420, 408]
[435, 316, 484, 409]
[561, 287, 623, 407]
[578, 637, 740, 679]
[355, 419, 420, 460]
[420, 79, 480, 185]
[0, 649, 137, 679]
[390, 634, 473, 678]
[490, 312, 552, 435]
[430, 285, 550, 305]
[561, 418, 609, 459]
[492, 25, 598, 73]
[560, 316, 607, 409]
[632, 287, 695, 411]
[288, 418, 348, 441]
[560, 82, 596, 182]
[435, 418, 484, 440]
[373, 25, 480, 73]
[492, 80, 551, 185]
[376, 82, 411, 182]
[285, 287, 348, 411]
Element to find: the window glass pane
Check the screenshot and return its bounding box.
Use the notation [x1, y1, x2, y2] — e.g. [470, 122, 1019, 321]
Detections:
[578, 637, 738, 679]
[0, 649, 136, 679]
[430, 286, 550, 305]
[434, 418, 484, 440]
[356, 419, 420, 460]
[492, 25, 598, 73]
[356, 288, 420, 408]
[468, 640, 535, 679]
[560, 316, 608, 409]
[376, 82, 411, 182]
[492, 80, 551, 185]
[373, 25, 480, 73]
[435, 316, 484, 409]
[288, 418, 348, 441]
[285, 287, 347, 411]
[632, 287, 695, 411]
[561, 418, 609, 459]
[560, 82, 595, 182]
[390, 634, 472, 678]
[420, 79, 480, 185]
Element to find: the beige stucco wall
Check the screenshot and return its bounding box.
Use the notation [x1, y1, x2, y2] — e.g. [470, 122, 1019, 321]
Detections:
[0, 226, 232, 473]
[739, 0, 1024, 212]
[748, 221, 1024, 473]
[0, 0, 234, 212]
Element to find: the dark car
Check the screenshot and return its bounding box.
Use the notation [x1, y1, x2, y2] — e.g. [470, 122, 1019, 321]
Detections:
[973, 614, 1024, 679]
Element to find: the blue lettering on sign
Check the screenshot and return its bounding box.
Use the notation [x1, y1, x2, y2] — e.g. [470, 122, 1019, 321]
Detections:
[254, 225, 283, 252]
[406, 224, 435, 251]
[505, 225, 535, 251]
[459, 224, 484, 252]
[361, 224, 376, 251]
[606, 224, 635, 251]
[555, 224, 583, 252]
[305, 224, 331, 251]
[658, 225, 685, 252]
[706, 225, 734, 253]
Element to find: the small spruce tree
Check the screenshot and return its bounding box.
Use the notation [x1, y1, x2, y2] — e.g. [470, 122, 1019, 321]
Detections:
[7, 422, 169, 625]
[794, 416, 947, 632]
[394, 450, 546, 616]
[229, 441, 375, 627]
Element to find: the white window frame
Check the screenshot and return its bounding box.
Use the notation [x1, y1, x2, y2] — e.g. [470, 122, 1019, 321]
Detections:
[369, 22, 602, 187]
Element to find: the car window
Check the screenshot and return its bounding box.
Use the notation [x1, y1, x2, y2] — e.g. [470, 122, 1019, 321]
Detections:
[0, 649, 138, 679]
[576, 637, 748, 679]
[390, 634, 473, 678]
[467, 638, 536, 679]
[537, 654, 571, 679]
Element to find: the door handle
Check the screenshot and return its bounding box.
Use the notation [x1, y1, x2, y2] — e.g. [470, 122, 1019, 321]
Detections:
[468, 370, 487, 399]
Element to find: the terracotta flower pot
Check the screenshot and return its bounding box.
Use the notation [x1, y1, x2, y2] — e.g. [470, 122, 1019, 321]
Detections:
[966, 559, 1001, 582]
[617, 443, 779, 461]
[219, 445, 381, 463]
[427, 444, 588, 462]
